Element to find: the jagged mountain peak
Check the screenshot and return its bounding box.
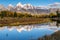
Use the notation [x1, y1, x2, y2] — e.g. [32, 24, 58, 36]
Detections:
[16, 2, 23, 7]
[8, 4, 14, 7]
[23, 4, 34, 9]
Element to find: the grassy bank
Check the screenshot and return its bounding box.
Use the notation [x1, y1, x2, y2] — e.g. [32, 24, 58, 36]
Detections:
[0, 17, 51, 27]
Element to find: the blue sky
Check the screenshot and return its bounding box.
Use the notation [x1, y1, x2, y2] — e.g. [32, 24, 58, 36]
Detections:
[0, 0, 60, 6]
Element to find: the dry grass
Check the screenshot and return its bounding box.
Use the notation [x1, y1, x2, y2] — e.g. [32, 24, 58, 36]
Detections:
[0, 17, 51, 27]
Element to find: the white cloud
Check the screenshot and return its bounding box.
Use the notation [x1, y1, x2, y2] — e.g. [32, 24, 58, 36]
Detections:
[38, 2, 60, 9]
[53, 2, 60, 5]
[48, 2, 60, 8]
[49, 2, 60, 6]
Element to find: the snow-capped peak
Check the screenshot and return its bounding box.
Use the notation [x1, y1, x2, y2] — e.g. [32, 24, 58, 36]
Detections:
[23, 4, 33, 9]
[8, 4, 13, 7]
[16, 2, 23, 7]
[24, 4, 32, 7]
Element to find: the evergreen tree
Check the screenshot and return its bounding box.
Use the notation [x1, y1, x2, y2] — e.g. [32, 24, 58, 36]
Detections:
[1, 11, 7, 18]
[14, 12, 17, 17]
[56, 9, 60, 17]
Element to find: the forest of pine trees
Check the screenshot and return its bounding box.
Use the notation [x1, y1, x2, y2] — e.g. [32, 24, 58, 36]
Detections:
[0, 10, 58, 18]
[0, 11, 33, 18]
[0, 9, 59, 18]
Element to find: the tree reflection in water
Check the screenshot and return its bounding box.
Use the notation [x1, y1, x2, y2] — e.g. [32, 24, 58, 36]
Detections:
[51, 18, 60, 27]
[6, 33, 8, 37]
[56, 9, 60, 27]
[55, 17, 60, 27]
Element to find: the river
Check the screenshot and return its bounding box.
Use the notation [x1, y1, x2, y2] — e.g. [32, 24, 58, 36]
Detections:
[0, 20, 60, 40]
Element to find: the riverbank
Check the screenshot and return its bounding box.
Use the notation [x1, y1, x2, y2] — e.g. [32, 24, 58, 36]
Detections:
[38, 30, 60, 40]
[0, 17, 51, 27]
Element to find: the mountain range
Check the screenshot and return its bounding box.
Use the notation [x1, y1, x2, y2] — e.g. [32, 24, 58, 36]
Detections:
[0, 2, 60, 14]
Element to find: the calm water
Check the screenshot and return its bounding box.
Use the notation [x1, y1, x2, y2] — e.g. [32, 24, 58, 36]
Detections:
[0, 20, 60, 40]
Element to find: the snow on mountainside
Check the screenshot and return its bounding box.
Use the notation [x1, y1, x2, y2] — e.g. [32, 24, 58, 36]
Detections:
[23, 4, 34, 9]
[16, 2, 23, 10]
[8, 4, 14, 8]
[7, 4, 14, 10]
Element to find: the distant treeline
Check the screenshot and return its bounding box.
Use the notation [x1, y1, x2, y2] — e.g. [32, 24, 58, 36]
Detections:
[0, 10, 59, 18]
[0, 11, 33, 18]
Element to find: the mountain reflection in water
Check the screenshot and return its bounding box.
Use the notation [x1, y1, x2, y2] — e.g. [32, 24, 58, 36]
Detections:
[0, 24, 59, 32]
[0, 24, 59, 40]
[0, 19, 60, 40]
